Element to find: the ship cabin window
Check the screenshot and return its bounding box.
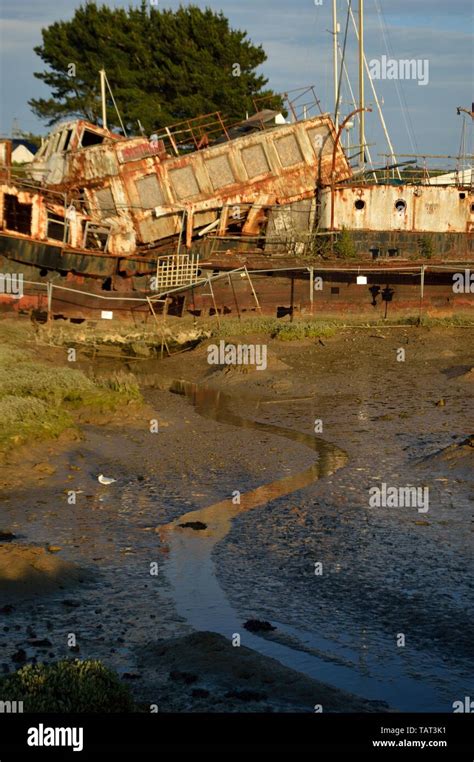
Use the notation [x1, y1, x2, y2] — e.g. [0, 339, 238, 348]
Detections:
[471, 203, 474, 213]
[52, 132, 62, 153]
[459, 192, 466, 199]
[83, 221, 110, 251]
[81, 130, 105, 148]
[62, 129, 74, 152]
[4, 194, 32, 234]
[354, 199, 365, 210]
[47, 212, 69, 242]
[395, 199, 407, 213]
[35, 140, 47, 159]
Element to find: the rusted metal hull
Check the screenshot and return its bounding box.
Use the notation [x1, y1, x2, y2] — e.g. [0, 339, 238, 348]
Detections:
[343, 229, 473, 260]
[0, 232, 118, 277]
[187, 269, 473, 320]
[0, 255, 471, 322]
[320, 184, 474, 234]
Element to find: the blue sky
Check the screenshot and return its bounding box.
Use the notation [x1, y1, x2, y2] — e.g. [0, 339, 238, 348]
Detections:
[0, 0, 473, 160]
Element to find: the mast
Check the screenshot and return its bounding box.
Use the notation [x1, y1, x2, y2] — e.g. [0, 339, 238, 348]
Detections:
[358, 0, 365, 166]
[346, 1, 400, 179]
[100, 69, 107, 130]
[333, 0, 339, 128]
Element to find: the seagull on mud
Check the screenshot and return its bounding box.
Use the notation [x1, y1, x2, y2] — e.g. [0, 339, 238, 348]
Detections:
[97, 474, 117, 485]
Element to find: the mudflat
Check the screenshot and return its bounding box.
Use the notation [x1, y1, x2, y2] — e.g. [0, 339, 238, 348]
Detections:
[0, 326, 472, 712]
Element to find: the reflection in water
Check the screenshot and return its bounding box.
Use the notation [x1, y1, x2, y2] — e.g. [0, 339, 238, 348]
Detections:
[166, 380, 348, 542]
[159, 381, 393, 703]
[162, 381, 461, 710]
[161, 381, 462, 712]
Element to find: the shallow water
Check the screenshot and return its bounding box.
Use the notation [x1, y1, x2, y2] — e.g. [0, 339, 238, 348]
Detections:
[0, 373, 471, 712]
[161, 382, 472, 711]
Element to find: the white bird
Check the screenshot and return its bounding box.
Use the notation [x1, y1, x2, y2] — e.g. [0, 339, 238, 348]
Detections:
[98, 474, 117, 485]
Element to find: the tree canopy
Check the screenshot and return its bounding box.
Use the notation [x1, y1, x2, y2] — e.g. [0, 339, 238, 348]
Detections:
[29, 2, 281, 135]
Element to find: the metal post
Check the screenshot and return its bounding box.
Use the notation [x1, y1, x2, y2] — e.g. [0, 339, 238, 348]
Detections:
[46, 282, 53, 323]
[419, 265, 425, 322]
[147, 296, 170, 358]
[177, 211, 185, 255]
[309, 267, 314, 315]
[228, 273, 241, 320]
[244, 265, 262, 314]
[165, 126, 179, 157]
[290, 276, 294, 323]
[161, 296, 169, 359]
[207, 277, 221, 328]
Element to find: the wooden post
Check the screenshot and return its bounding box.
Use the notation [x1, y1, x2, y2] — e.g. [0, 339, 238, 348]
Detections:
[309, 267, 314, 316]
[290, 275, 294, 322]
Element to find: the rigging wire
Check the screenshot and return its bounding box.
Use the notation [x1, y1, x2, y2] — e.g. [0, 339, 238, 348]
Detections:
[335, 0, 352, 124]
[373, 0, 419, 155]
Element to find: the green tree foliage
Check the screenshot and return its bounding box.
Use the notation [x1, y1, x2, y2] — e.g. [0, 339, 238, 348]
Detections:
[29, 2, 280, 134]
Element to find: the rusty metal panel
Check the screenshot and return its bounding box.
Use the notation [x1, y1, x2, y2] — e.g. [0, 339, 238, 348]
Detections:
[81, 148, 119, 181]
[320, 185, 472, 234]
[306, 126, 334, 156]
[204, 155, 236, 189]
[136, 175, 166, 209]
[169, 166, 201, 200]
[193, 210, 217, 227]
[117, 140, 164, 164]
[95, 187, 116, 216]
[241, 144, 271, 178]
[0, 141, 11, 166]
[0, 141, 12, 182]
[274, 134, 304, 167]
[137, 214, 180, 242]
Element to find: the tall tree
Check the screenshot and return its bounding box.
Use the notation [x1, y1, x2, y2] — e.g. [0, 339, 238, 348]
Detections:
[29, 2, 281, 134]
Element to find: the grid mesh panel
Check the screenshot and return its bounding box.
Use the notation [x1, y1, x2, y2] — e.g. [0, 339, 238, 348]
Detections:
[155, 254, 200, 289]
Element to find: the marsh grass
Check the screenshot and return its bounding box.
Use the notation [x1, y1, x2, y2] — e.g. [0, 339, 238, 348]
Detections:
[203, 317, 340, 340]
[203, 314, 473, 341]
[0, 659, 136, 712]
[0, 331, 142, 451]
[0, 395, 73, 447]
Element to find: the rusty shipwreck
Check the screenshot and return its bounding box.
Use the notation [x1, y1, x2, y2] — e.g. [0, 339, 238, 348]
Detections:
[0, 94, 472, 322]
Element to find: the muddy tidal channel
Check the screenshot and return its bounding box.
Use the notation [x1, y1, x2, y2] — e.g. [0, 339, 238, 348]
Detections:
[0, 329, 472, 712]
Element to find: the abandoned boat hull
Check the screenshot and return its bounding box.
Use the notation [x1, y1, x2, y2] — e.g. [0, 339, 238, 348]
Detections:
[0, 252, 471, 322]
